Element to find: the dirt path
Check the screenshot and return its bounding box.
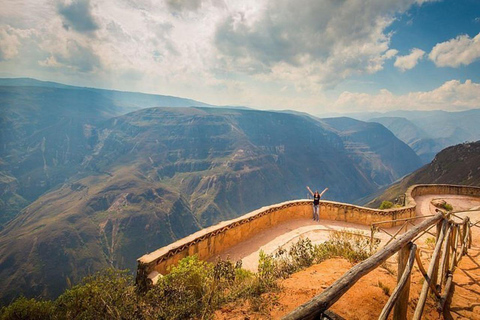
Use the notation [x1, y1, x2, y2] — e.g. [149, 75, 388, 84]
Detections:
[214, 195, 480, 319]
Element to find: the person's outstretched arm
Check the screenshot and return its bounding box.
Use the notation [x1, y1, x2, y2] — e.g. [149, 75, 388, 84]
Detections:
[319, 187, 328, 198]
[306, 186, 314, 196]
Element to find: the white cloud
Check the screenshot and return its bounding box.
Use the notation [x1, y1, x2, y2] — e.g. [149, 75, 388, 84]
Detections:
[333, 79, 480, 112]
[394, 48, 425, 71]
[429, 33, 480, 67]
[0, 26, 21, 60]
[0, 0, 441, 111]
[214, 0, 431, 89]
[39, 40, 101, 72]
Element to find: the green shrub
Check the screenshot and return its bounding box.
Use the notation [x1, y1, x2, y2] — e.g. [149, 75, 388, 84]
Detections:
[379, 201, 393, 209]
[144, 255, 214, 319]
[166, 255, 212, 300]
[143, 256, 250, 319]
[55, 269, 139, 320]
[322, 230, 377, 263]
[234, 267, 254, 282]
[255, 230, 378, 289]
[289, 238, 315, 269]
[144, 276, 199, 320]
[0, 297, 55, 320]
[257, 251, 278, 291]
[206, 258, 237, 313]
[443, 203, 453, 211]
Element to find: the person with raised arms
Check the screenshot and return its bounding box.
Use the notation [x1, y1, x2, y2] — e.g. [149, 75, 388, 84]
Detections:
[306, 186, 328, 221]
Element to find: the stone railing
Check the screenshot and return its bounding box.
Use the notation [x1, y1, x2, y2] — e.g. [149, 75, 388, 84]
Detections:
[136, 184, 480, 290]
[406, 184, 480, 205]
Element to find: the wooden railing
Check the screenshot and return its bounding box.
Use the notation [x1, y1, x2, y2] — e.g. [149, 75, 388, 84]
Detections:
[283, 210, 474, 320]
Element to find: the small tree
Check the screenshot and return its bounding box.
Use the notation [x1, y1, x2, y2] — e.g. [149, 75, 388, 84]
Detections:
[379, 201, 393, 209]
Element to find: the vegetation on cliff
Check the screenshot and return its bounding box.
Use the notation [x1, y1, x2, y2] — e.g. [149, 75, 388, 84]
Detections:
[0, 231, 377, 319]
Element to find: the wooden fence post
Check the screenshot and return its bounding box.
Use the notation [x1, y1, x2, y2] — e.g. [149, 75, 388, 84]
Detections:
[462, 217, 470, 255]
[468, 224, 472, 249]
[370, 225, 376, 254]
[431, 220, 443, 290]
[393, 242, 413, 320]
[437, 225, 452, 289]
[413, 219, 447, 320]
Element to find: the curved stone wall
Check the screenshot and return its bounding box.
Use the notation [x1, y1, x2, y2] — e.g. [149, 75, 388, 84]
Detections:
[406, 184, 480, 205]
[136, 184, 480, 289]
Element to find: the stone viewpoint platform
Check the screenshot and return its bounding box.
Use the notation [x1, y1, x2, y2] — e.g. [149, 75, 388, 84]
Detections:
[136, 184, 480, 290]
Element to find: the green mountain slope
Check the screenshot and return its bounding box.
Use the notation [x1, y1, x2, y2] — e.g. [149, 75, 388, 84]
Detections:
[365, 141, 480, 208]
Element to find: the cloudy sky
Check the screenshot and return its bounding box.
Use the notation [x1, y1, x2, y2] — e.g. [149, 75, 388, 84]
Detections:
[1, 0, 479, 114]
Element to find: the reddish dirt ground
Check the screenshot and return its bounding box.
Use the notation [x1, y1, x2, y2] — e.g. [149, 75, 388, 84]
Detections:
[214, 195, 480, 319]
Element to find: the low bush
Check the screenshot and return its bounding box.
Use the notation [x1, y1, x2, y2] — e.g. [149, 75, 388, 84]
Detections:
[0, 297, 55, 320]
[379, 201, 393, 209]
[443, 203, 453, 211]
[55, 269, 140, 319]
[143, 256, 214, 319]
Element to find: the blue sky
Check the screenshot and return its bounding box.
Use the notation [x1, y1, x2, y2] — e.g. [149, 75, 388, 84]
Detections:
[0, 0, 479, 114]
[345, 0, 480, 94]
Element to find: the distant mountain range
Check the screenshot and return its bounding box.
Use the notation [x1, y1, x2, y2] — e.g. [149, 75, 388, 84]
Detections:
[365, 141, 480, 208]
[342, 110, 480, 164]
[0, 77, 212, 114]
[0, 78, 422, 302]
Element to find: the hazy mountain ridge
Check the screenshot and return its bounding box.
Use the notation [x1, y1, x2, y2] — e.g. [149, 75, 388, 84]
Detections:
[365, 141, 480, 208]
[368, 117, 429, 145]
[0, 78, 212, 112]
[360, 110, 480, 164]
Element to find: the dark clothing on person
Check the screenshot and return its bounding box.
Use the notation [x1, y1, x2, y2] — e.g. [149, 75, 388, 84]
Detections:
[313, 194, 320, 205]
